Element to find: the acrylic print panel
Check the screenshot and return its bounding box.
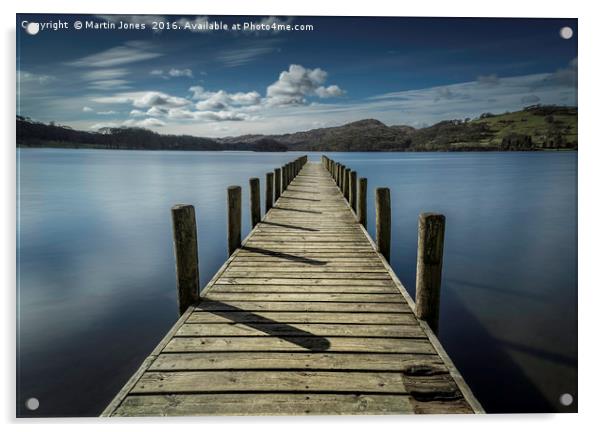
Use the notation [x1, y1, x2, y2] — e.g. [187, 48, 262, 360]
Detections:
[16, 14, 577, 417]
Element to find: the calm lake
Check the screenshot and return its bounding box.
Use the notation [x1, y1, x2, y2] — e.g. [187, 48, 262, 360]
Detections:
[16, 149, 577, 416]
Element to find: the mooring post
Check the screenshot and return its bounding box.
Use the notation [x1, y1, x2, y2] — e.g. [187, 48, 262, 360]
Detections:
[350, 171, 357, 212]
[415, 213, 446, 334]
[227, 186, 242, 256]
[265, 172, 274, 213]
[171, 204, 200, 315]
[375, 187, 391, 261]
[344, 168, 351, 201]
[274, 168, 281, 201]
[282, 165, 288, 190]
[250, 178, 261, 228]
[339, 165, 346, 191]
[335, 163, 339, 184]
[358, 177, 367, 227]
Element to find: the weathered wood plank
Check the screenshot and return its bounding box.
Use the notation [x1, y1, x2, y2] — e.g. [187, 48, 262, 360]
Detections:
[164, 337, 436, 354]
[175, 323, 426, 338]
[150, 352, 443, 372]
[114, 393, 415, 416]
[210, 284, 398, 293]
[195, 300, 411, 312]
[188, 311, 417, 324]
[205, 293, 403, 303]
[131, 371, 408, 393]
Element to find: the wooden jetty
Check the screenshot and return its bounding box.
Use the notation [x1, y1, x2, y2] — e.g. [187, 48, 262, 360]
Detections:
[102, 156, 483, 416]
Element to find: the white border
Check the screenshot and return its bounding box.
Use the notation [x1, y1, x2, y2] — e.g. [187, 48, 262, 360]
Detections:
[2, 1, 599, 431]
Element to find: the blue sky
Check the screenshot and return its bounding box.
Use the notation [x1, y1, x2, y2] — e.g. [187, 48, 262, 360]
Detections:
[17, 15, 577, 137]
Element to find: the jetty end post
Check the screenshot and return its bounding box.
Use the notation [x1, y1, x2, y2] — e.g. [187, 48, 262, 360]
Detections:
[265, 172, 274, 213]
[350, 171, 358, 212]
[358, 177, 367, 227]
[274, 168, 281, 201]
[415, 213, 446, 334]
[227, 186, 242, 256]
[375, 187, 391, 261]
[171, 204, 200, 315]
[250, 177, 261, 228]
[344, 167, 351, 201]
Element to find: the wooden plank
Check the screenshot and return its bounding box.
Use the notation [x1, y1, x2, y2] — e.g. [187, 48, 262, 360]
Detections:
[175, 323, 426, 338]
[214, 278, 396, 287]
[209, 284, 399, 293]
[205, 293, 403, 303]
[164, 337, 436, 354]
[114, 393, 414, 416]
[131, 371, 408, 393]
[188, 311, 417, 324]
[150, 352, 443, 372]
[195, 300, 411, 312]
[220, 271, 390, 278]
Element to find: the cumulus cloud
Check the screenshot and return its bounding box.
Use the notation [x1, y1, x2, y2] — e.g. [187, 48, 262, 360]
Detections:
[93, 91, 190, 109]
[82, 106, 94, 112]
[266, 64, 345, 106]
[190, 87, 261, 111]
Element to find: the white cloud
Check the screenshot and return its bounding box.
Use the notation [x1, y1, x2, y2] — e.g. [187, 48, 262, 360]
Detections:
[93, 91, 190, 109]
[18, 71, 55, 84]
[315, 85, 345, 98]
[266, 64, 345, 106]
[90, 117, 165, 130]
[150, 68, 194, 79]
[82, 68, 129, 81]
[68, 41, 162, 68]
[216, 44, 276, 67]
[82, 106, 94, 112]
[88, 79, 131, 90]
[97, 110, 118, 115]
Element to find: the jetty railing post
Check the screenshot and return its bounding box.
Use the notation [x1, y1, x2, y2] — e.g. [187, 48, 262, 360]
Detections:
[415, 213, 446, 334]
[227, 186, 242, 256]
[344, 168, 351, 201]
[250, 177, 261, 228]
[265, 172, 274, 213]
[274, 168, 281, 201]
[350, 171, 357, 212]
[375, 187, 391, 261]
[171, 204, 200, 315]
[335, 163, 339, 184]
[282, 164, 288, 190]
[358, 178, 367, 227]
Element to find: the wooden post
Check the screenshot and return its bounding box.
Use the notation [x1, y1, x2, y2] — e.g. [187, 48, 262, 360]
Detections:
[274, 168, 281, 201]
[335, 163, 339, 185]
[358, 177, 367, 227]
[339, 165, 346, 190]
[415, 213, 446, 334]
[265, 172, 274, 213]
[227, 186, 241, 256]
[350, 171, 357, 212]
[344, 168, 351, 201]
[282, 165, 288, 190]
[375, 187, 391, 261]
[249, 178, 260, 228]
[171, 204, 200, 315]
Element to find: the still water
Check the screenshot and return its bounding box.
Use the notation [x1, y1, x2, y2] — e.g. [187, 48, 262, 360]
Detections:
[17, 149, 577, 416]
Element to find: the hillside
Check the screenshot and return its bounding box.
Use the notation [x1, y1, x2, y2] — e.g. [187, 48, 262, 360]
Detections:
[17, 105, 577, 152]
